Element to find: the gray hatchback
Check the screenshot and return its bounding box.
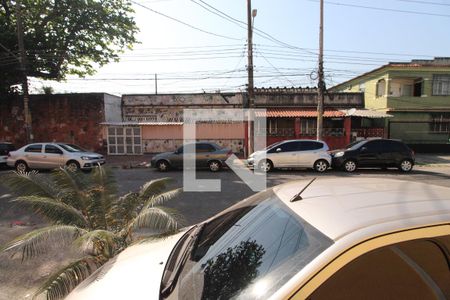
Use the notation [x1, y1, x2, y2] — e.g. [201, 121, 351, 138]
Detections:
[151, 142, 232, 172]
[7, 143, 105, 172]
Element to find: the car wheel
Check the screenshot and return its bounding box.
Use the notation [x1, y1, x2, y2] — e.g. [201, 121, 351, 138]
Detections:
[15, 161, 28, 173]
[314, 159, 329, 173]
[257, 160, 273, 173]
[399, 159, 413, 172]
[343, 160, 357, 172]
[208, 160, 222, 172]
[157, 160, 169, 172]
[66, 161, 80, 172]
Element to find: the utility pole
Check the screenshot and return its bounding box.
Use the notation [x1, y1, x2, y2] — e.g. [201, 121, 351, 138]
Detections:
[16, 0, 33, 143]
[316, 0, 325, 141]
[247, 0, 256, 155]
[155, 73, 158, 94]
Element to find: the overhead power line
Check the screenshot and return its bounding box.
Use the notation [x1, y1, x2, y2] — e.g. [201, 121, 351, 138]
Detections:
[394, 0, 450, 7]
[131, 0, 242, 40]
[307, 0, 450, 18]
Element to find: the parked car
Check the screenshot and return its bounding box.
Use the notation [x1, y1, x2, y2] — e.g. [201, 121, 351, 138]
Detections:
[0, 142, 15, 167]
[7, 142, 105, 172]
[66, 178, 450, 300]
[246, 139, 331, 172]
[150, 142, 232, 172]
[331, 139, 415, 172]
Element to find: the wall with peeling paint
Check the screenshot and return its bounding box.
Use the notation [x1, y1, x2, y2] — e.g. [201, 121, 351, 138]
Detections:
[121, 93, 245, 154]
[0, 93, 120, 152]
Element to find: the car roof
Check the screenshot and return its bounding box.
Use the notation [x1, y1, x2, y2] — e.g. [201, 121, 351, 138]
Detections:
[274, 178, 450, 241]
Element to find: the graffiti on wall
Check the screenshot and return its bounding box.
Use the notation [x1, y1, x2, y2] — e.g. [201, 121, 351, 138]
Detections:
[123, 93, 243, 106]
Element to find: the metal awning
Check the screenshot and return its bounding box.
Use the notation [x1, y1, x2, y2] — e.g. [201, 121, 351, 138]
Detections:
[340, 109, 393, 118]
[255, 108, 345, 118]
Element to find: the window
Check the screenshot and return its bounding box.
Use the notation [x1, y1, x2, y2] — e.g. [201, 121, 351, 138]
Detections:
[0, 143, 15, 155]
[309, 234, 450, 299]
[430, 113, 450, 133]
[362, 140, 384, 152]
[196, 143, 215, 153]
[432, 74, 450, 96]
[384, 140, 409, 152]
[301, 141, 324, 151]
[45, 145, 63, 154]
[267, 119, 295, 136]
[107, 126, 142, 155]
[301, 119, 317, 136]
[24, 144, 42, 153]
[161, 190, 332, 300]
[376, 79, 386, 97]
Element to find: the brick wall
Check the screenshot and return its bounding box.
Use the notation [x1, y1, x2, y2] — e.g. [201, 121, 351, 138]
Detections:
[0, 93, 108, 152]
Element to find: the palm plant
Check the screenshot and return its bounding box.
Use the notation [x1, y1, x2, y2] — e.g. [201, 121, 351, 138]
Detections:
[1, 167, 182, 300]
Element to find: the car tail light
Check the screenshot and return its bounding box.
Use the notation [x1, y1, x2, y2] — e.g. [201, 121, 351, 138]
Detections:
[227, 150, 233, 157]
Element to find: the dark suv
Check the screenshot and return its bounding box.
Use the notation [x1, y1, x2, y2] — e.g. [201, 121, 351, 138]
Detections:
[332, 139, 415, 172]
[0, 142, 15, 167]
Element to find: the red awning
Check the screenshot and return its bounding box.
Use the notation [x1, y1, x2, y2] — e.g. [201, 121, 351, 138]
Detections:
[255, 108, 345, 118]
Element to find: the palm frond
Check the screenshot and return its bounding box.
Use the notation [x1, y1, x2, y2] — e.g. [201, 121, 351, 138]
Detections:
[128, 206, 183, 233]
[139, 177, 172, 200]
[3, 171, 58, 198]
[11, 196, 87, 227]
[1, 225, 85, 261]
[34, 255, 104, 300]
[144, 188, 182, 208]
[107, 192, 139, 228]
[51, 167, 91, 211]
[73, 230, 122, 257]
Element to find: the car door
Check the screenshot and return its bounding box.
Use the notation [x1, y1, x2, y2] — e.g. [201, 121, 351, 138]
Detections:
[195, 143, 216, 167]
[23, 144, 45, 168]
[268, 141, 299, 167]
[43, 144, 65, 168]
[296, 229, 450, 300]
[378, 140, 397, 166]
[356, 140, 384, 167]
[297, 141, 325, 167]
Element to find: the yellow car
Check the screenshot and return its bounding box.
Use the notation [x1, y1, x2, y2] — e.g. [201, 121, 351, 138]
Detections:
[67, 178, 450, 300]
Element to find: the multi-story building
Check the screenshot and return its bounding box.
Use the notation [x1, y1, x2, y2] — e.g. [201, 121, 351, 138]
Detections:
[332, 57, 450, 151]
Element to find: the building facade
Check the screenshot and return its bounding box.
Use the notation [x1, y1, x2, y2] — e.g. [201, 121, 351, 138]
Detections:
[332, 58, 450, 152]
[104, 93, 246, 154]
[0, 93, 121, 152]
[253, 87, 389, 149]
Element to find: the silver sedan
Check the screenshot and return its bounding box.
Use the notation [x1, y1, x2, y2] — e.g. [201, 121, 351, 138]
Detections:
[7, 142, 105, 172]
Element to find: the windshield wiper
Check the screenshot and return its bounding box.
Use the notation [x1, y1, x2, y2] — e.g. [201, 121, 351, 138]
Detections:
[160, 223, 206, 298]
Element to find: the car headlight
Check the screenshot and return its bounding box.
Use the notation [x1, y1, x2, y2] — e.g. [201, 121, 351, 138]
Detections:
[334, 151, 345, 158]
[81, 156, 94, 160]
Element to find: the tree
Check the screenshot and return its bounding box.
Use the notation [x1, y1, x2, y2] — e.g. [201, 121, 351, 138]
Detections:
[0, 0, 138, 95]
[1, 167, 182, 299]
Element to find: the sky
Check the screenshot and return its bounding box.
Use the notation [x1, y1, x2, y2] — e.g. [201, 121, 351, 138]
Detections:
[29, 0, 450, 96]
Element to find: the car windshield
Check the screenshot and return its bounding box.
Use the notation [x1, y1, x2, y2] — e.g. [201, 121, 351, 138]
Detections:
[345, 140, 365, 150]
[161, 189, 333, 300]
[57, 143, 85, 152]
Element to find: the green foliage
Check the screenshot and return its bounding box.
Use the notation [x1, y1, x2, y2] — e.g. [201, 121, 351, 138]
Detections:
[0, 0, 138, 95]
[1, 166, 182, 299]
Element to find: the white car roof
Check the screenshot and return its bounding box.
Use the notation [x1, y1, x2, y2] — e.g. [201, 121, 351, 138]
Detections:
[274, 178, 450, 241]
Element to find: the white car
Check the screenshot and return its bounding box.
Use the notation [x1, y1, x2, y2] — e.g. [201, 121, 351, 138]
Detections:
[246, 140, 331, 172]
[7, 142, 105, 172]
[67, 178, 450, 300]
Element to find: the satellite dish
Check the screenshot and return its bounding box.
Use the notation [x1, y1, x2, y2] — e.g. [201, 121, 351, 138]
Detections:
[347, 108, 356, 116]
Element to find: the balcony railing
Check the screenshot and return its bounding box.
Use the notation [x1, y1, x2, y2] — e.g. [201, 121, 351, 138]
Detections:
[354, 128, 384, 138]
[262, 127, 345, 137]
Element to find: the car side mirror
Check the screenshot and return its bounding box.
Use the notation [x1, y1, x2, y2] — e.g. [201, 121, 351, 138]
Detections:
[276, 148, 282, 152]
[360, 146, 367, 152]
